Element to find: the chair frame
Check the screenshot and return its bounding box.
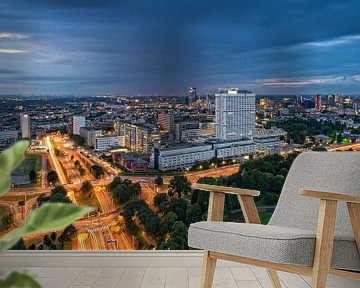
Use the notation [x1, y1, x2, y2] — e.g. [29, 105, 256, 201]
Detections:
[192, 183, 360, 288]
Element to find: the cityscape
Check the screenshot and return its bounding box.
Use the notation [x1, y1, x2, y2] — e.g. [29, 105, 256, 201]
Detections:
[1, 1, 360, 287]
[0, 89, 359, 251]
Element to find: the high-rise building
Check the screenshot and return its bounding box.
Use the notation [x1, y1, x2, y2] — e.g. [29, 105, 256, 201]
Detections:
[115, 122, 152, 154]
[326, 95, 335, 109]
[215, 88, 255, 141]
[157, 113, 174, 132]
[295, 95, 303, 107]
[334, 93, 343, 108]
[314, 94, 322, 111]
[72, 116, 86, 135]
[20, 113, 31, 139]
[186, 87, 197, 106]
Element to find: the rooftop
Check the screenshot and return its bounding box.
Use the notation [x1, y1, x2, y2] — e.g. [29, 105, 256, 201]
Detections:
[1, 251, 358, 288]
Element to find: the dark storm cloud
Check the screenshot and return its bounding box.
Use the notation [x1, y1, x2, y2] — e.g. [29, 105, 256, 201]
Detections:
[0, 0, 360, 95]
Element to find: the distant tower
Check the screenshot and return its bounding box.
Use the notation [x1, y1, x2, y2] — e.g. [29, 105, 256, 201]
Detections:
[295, 95, 303, 107]
[326, 95, 335, 109]
[72, 116, 86, 135]
[334, 93, 343, 108]
[314, 94, 322, 111]
[215, 88, 255, 141]
[187, 87, 197, 106]
[20, 113, 31, 139]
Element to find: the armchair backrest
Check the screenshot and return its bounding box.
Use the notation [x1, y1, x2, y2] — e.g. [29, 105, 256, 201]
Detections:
[269, 152, 360, 239]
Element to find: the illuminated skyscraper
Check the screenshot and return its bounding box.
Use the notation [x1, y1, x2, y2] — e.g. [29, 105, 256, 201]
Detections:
[20, 113, 31, 139]
[215, 88, 255, 141]
[187, 87, 197, 106]
[314, 94, 322, 111]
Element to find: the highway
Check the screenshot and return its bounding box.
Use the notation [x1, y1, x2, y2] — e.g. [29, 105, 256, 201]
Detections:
[46, 136, 68, 185]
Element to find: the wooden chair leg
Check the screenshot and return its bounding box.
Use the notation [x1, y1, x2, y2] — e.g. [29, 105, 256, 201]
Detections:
[347, 203, 360, 254]
[201, 250, 217, 288]
[312, 200, 337, 288]
[266, 269, 282, 288]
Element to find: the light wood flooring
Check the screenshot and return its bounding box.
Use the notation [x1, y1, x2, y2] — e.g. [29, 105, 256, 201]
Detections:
[2, 265, 359, 288]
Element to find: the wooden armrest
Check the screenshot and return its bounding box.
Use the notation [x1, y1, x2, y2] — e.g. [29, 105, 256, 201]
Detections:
[192, 183, 260, 197]
[299, 189, 360, 204]
[192, 183, 261, 223]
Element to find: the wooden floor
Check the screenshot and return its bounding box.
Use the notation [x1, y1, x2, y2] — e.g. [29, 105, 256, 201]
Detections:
[2, 266, 360, 288]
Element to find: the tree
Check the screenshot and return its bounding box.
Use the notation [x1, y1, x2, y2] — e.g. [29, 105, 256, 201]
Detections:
[2, 213, 14, 230]
[159, 221, 188, 250]
[160, 211, 178, 235]
[10, 238, 26, 250]
[79, 167, 86, 176]
[27, 243, 36, 250]
[50, 231, 57, 242]
[186, 203, 202, 224]
[43, 235, 52, 248]
[91, 165, 105, 179]
[37, 244, 44, 250]
[49, 243, 58, 250]
[60, 224, 77, 241]
[155, 176, 163, 186]
[113, 184, 132, 204]
[81, 180, 93, 195]
[107, 176, 122, 192]
[74, 160, 80, 168]
[168, 175, 191, 198]
[54, 148, 60, 156]
[154, 193, 168, 207]
[165, 198, 188, 222]
[29, 169, 37, 183]
[47, 170, 58, 184]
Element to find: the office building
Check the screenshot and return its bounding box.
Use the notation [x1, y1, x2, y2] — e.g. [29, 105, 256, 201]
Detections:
[95, 135, 122, 151]
[314, 94, 322, 111]
[335, 93, 343, 108]
[215, 88, 255, 141]
[20, 113, 31, 139]
[186, 87, 197, 106]
[326, 95, 335, 109]
[79, 127, 102, 148]
[157, 113, 175, 132]
[72, 116, 86, 135]
[151, 139, 256, 171]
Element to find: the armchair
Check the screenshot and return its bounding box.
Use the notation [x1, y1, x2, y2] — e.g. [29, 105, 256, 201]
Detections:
[188, 152, 360, 288]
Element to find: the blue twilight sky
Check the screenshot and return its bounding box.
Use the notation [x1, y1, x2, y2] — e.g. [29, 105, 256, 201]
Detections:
[0, 0, 360, 96]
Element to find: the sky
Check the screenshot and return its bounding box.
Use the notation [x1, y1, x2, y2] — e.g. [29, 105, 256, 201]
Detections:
[0, 0, 360, 96]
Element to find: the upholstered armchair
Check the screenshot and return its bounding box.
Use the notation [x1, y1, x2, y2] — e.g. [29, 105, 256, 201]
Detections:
[188, 152, 360, 288]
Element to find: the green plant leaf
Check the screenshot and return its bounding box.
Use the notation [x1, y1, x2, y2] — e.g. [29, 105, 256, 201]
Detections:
[0, 227, 24, 253]
[0, 140, 30, 196]
[0, 203, 93, 251]
[21, 203, 93, 234]
[0, 271, 41, 288]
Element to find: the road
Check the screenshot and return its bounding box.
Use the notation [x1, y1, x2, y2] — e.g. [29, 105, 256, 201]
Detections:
[46, 136, 68, 185]
[328, 143, 360, 151]
[41, 154, 48, 189]
[94, 186, 114, 214]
